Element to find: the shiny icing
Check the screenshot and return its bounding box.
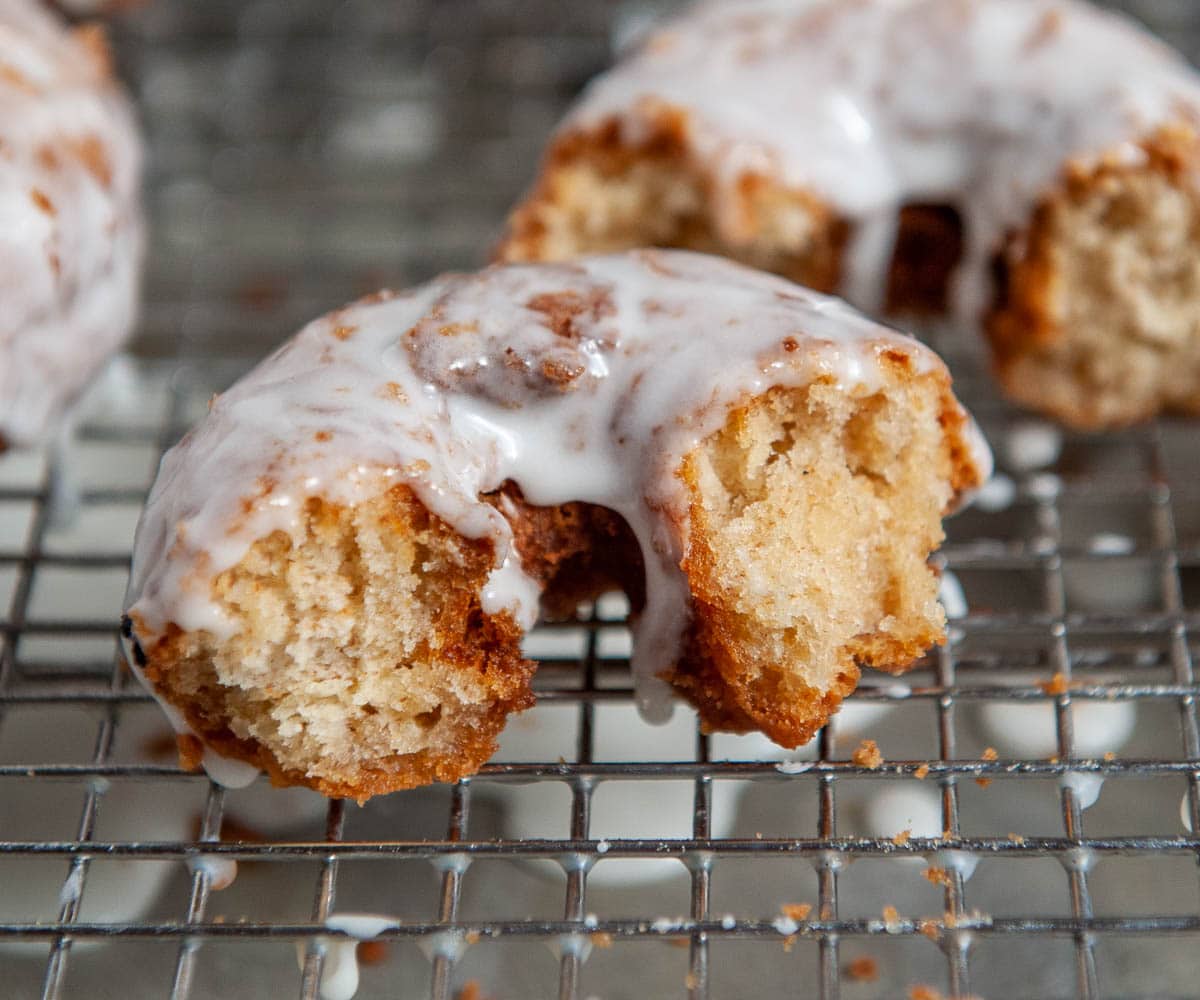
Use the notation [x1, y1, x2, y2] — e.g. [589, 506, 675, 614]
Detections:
[564, 0, 1200, 321]
[0, 0, 142, 445]
[125, 250, 990, 733]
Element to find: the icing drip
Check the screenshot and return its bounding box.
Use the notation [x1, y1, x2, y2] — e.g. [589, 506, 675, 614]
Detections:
[125, 250, 989, 724]
[564, 0, 1200, 321]
[0, 0, 143, 445]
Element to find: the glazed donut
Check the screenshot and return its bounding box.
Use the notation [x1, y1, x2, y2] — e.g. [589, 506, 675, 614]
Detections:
[499, 0, 1200, 430]
[122, 251, 989, 799]
[0, 0, 142, 447]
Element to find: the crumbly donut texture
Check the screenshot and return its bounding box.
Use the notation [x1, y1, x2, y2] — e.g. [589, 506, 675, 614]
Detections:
[0, 0, 143, 447]
[124, 251, 988, 799]
[498, 0, 1200, 429]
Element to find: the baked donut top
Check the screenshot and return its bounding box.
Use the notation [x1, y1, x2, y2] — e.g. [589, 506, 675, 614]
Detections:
[0, 0, 141, 398]
[127, 250, 990, 719]
[564, 0, 1200, 317]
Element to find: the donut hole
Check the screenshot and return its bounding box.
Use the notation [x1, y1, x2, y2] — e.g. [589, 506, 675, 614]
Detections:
[672, 372, 958, 747]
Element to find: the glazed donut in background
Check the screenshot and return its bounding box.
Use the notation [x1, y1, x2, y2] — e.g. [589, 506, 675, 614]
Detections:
[499, 0, 1200, 430]
[0, 0, 142, 448]
[122, 250, 989, 800]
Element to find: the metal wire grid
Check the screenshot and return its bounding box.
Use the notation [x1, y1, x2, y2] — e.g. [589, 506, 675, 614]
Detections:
[1, 1, 1200, 998]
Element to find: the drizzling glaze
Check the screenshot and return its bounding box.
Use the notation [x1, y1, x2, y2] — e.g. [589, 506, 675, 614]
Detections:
[125, 250, 990, 745]
[566, 0, 1200, 321]
[0, 0, 142, 445]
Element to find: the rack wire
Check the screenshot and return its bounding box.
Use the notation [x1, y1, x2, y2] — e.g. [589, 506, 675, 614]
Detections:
[2, 1, 1200, 997]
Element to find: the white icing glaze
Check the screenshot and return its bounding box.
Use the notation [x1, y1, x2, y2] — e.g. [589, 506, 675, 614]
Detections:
[1059, 770, 1104, 810]
[564, 0, 1200, 321]
[325, 913, 401, 939]
[296, 914, 401, 1000]
[125, 250, 988, 725]
[931, 848, 979, 882]
[187, 854, 237, 891]
[0, 0, 142, 445]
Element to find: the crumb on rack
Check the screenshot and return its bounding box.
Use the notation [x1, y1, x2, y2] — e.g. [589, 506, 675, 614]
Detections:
[908, 986, 943, 1000]
[455, 982, 485, 1000]
[1007, 832, 1026, 844]
[356, 940, 389, 966]
[782, 934, 798, 953]
[914, 763, 931, 780]
[893, 828, 912, 846]
[852, 739, 884, 769]
[590, 932, 614, 949]
[844, 956, 880, 982]
[685, 972, 699, 990]
[982, 747, 998, 761]
[924, 866, 954, 888]
[917, 919, 940, 941]
[1103, 751, 1116, 761]
[974, 776, 992, 788]
[1039, 672, 1070, 695]
[465, 931, 481, 945]
[781, 903, 812, 921]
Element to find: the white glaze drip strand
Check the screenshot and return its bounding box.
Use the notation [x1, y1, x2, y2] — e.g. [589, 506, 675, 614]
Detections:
[295, 914, 401, 1000]
[125, 250, 989, 724]
[565, 0, 1200, 322]
[0, 0, 143, 446]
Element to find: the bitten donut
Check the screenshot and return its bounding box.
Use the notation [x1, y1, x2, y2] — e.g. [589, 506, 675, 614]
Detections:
[122, 251, 989, 799]
[0, 0, 142, 448]
[499, 0, 1200, 430]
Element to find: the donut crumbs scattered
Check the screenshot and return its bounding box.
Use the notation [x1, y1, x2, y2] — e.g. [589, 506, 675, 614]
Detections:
[914, 763, 930, 780]
[976, 746, 998, 787]
[844, 956, 879, 982]
[1039, 672, 1070, 695]
[781, 903, 812, 921]
[892, 828, 912, 846]
[852, 739, 884, 769]
[924, 866, 953, 888]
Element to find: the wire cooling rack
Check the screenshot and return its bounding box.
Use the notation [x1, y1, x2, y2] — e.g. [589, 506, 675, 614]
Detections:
[3, 1, 1200, 998]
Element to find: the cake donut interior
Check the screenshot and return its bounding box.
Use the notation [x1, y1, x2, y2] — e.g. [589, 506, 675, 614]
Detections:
[123, 251, 989, 799]
[499, 0, 1200, 429]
